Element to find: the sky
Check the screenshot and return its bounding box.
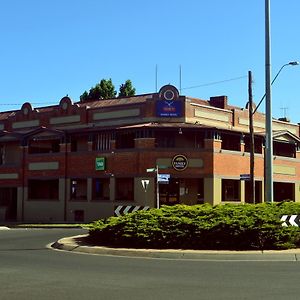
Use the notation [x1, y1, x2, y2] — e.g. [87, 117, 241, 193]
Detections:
[0, 0, 299, 122]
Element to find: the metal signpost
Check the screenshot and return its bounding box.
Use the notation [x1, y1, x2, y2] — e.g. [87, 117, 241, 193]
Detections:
[146, 165, 168, 209]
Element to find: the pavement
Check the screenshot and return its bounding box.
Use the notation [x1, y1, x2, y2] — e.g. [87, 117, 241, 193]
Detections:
[51, 234, 300, 261]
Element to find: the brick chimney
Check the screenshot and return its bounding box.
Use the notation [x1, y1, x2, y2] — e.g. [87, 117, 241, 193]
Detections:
[209, 96, 228, 109]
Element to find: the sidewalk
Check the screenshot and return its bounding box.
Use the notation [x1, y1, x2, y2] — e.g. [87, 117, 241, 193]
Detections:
[51, 234, 300, 261]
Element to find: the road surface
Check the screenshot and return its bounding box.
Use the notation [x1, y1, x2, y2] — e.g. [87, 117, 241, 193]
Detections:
[1, 228, 300, 300]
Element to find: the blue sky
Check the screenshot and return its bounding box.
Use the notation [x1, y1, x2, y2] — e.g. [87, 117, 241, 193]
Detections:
[0, 0, 299, 122]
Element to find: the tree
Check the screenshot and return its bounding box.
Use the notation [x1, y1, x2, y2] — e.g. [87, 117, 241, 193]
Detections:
[98, 78, 117, 99]
[80, 78, 117, 102]
[80, 90, 89, 102]
[118, 80, 136, 97]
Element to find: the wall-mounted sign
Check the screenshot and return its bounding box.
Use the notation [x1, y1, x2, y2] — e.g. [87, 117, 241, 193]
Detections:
[156, 100, 182, 117]
[156, 85, 182, 117]
[240, 174, 250, 181]
[95, 157, 106, 171]
[172, 154, 188, 171]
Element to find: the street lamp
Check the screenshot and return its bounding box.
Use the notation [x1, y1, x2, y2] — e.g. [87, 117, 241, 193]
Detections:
[247, 61, 298, 204]
[253, 61, 299, 114]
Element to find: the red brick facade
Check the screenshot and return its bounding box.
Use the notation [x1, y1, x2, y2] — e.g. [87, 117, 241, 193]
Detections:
[0, 84, 299, 222]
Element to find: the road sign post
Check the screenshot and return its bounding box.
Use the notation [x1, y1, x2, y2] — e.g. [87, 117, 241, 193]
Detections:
[146, 165, 168, 209]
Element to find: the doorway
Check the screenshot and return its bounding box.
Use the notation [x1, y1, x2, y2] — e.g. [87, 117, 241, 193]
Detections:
[159, 178, 180, 205]
[245, 181, 262, 203]
[0, 187, 17, 221]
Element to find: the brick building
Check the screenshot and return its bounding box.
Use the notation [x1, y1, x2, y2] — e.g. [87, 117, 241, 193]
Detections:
[0, 84, 299, 222]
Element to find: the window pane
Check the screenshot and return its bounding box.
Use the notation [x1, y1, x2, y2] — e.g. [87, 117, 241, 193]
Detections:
[92, 178, 110, 200]
[115, 178, 134, 201]
[28, 179, 59, 200]
[222, 179, 240, 201]
[71, 179, 87, 201]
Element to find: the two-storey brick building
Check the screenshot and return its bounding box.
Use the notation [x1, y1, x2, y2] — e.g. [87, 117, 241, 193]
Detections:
[0, 84, 299, 222]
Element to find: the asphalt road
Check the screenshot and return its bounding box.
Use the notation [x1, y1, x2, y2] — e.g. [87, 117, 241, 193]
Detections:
[1, 228, 300, 300]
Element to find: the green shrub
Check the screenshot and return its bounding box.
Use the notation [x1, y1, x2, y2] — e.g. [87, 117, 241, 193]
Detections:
[88, 203, 300, 250]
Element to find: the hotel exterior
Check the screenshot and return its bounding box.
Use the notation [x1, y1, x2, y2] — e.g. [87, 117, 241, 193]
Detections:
[0, 84, 299, 222]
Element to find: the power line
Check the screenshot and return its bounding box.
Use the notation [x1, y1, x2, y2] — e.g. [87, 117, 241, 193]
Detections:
[181, 75, 247, 90]
[0, 76, 247, 106]
[0, 102, 57, 106]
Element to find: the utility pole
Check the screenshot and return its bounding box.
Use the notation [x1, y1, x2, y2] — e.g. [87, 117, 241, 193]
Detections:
[248, 71, 255, 203]
[265, 0, 273, 202]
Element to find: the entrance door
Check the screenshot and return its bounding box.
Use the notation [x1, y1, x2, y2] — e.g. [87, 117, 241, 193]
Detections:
[0, 187, 17, 221]
[159, 179, 179, 205]
[245, 181, 262, 203]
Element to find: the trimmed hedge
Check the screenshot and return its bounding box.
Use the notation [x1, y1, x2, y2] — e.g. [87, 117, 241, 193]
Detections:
[88, 203, 300, 250]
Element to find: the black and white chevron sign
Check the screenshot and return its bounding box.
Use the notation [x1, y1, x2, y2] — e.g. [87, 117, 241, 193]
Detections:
[114, 205, 150, 217]
[281, 215, 300, 227]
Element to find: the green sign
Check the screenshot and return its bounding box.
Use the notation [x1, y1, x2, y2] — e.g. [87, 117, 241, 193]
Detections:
[95, 157, 106, 171]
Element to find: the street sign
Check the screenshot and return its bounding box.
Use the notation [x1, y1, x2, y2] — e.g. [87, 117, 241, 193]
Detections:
[114, 206, 150, 217]
[240, 174, 250, 181]
[281, 215, 300, 227]
[157, 174, 170, 184]
[141, 179, 150, 191]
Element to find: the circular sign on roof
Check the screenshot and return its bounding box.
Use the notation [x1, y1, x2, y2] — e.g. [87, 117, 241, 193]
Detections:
[164, 89, 175, 101]
[158, 85, 179, 101]
[21, 102, 33, 116]
[172, 154, 188, 171]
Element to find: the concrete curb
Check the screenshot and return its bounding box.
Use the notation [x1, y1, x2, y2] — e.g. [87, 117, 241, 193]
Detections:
[0, 226, 10, 230]
[51, 234, 300, 261]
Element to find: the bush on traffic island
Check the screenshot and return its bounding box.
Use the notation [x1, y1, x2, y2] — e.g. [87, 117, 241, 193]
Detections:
[88, 202, 300, 250]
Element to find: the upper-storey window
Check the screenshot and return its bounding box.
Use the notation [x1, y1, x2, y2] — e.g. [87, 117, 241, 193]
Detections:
[221, 133, 241, 151]
[244, 136, 263, 154]
[155, 131, 176, 148]
[115, 131, 135, 149]
[273, 141, 295, 158]
[28, 138, 60, 154]
[0, 143, 21, 165]
[70, 134, 88, 152]
[155, 130, 205, 149]
[93, 132, 113, 151]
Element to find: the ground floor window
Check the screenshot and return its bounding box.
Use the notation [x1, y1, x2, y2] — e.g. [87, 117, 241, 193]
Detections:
[245, 181, 262, 203]
[197, 178, 204, 204]
[71, 178, 87, 201]
[28, 179, 59, 200]
[274, 182, 294, 202]
[222, 179, 240, 201]
[92, 178, 110, 201]
[115, 178, 134, 201]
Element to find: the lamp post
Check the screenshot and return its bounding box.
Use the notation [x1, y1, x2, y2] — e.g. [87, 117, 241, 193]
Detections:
[264, 0, 300, 202]
[253, 61, 299, 115]
[248, 61, 298, 204]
